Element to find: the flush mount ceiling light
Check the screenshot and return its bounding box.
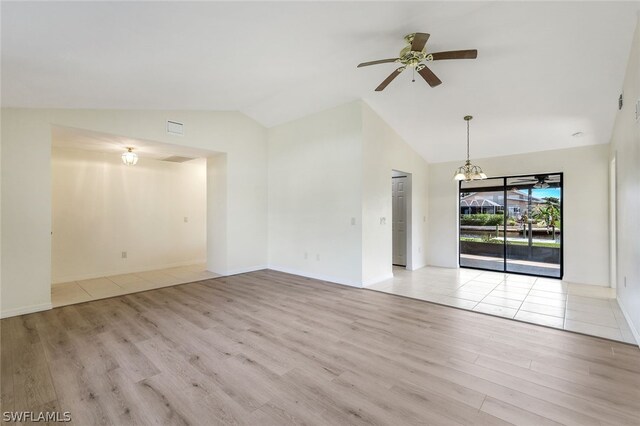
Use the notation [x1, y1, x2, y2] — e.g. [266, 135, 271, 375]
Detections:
[453, 115, 487, 181]
[121, 147, 138, 166]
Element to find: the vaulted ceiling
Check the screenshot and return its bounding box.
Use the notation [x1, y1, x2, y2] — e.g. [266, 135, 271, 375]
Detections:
[2, 2, 638, 162]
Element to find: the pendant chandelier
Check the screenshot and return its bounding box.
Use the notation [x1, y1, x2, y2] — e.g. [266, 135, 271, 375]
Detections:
[121, 147, 138, 166]
[453, 115, 487, 181]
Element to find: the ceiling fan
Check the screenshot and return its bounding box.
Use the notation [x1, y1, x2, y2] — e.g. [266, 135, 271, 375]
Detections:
[357, 32, 478, 91]
[511, 175, 560, 189]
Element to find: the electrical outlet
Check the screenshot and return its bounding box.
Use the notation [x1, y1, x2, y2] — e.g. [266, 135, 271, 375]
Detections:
[351, 217, 356, 226]
[316, 254, 320, 261]
[121, 251, 127, 259]
[304, 252, 308, 260]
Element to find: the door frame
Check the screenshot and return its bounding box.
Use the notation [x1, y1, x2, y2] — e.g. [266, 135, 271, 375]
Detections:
[458, 172, 564, 279]
[609, 156, 617, 289]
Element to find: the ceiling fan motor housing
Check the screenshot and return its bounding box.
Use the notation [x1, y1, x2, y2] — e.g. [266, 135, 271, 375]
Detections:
[399, 44, 427, 67]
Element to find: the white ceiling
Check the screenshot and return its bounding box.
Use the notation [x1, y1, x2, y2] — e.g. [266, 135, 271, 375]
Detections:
[52, 126, 219, 161]
[3, 2, 639, 163]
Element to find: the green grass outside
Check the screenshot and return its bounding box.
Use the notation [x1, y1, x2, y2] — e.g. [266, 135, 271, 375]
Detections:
[460, 236, 560, 248]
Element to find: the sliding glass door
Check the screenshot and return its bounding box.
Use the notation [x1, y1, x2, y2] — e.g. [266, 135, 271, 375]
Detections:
[505, 174, 562, 277]
[459, 173, 563, 278]
[459, 178, 505, 272]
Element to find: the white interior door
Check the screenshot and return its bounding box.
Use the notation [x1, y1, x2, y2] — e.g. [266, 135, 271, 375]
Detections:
[392, 176, 407, 266]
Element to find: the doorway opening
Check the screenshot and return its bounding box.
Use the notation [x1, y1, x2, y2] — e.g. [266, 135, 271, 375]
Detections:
[392, 170, 412, 268]
[458, 173, 563, 278]
[50, 126, 222, 307]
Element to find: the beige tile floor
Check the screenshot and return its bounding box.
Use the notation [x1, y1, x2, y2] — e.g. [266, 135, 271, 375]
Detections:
[367, 266, 637, 345]
[52, 263, 220, 307]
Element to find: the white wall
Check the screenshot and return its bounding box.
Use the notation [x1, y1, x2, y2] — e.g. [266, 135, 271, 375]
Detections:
[267, 101, 430, 287]
[1, 109, 267, 317]
[427, 144, 610, 287]
[610, 15, 640, 340]
[362, 103, 429, 285]
[267, 102, 364, 286]
[51, 148, 206, 283]
[207, 153, 228, 275]
[1, 113, 52, 316]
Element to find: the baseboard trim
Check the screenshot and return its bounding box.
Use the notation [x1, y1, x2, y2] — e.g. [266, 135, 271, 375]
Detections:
[52, 259, 207, 284]
[363, 273, 394, 287]
[408, 263, 427, 272]
[268, 265, 362, 288]
[1, 302, 52, 319]
[617, 297, 640, 347]
[562, 278, 611, 287]
[224, 265, 268, 276]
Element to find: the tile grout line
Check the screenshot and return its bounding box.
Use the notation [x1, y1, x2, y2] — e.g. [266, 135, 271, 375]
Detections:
[512, 277, 536, 319]
[472, 273, 512, 316]
[75, 281, 95, 298]
[445, 272, 484, 309]
[76, 282, 93, 298]
[564, 292, 626, 340]
[566, 292, 622, 330]
[604, 298, 623, 338]
[609, 299, 635, 341]
[106, 276, 127, 289]
[474, 273, 536, 317]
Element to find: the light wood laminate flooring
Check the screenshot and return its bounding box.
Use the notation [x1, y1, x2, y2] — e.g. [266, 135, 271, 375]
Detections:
[2, 270, 640, 425]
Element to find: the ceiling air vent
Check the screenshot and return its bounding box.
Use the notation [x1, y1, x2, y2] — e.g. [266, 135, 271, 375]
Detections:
[162, 156, 195, 163]
[167, 120, 184, 136]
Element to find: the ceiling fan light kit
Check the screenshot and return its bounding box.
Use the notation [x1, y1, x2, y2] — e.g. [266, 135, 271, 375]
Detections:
[453, 116, 487, 182]
[357, 32, 477, 91]
[121, 147, 138, 166]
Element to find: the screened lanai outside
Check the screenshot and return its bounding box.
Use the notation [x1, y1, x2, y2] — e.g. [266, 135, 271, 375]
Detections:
[459, 173, 563, 278]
